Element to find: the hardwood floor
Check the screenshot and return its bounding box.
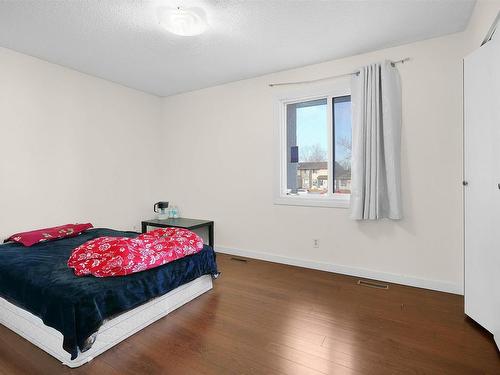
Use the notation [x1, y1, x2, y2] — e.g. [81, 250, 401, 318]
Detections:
[0, 253, 498, 374]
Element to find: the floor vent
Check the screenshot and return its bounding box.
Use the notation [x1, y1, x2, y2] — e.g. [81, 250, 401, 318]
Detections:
[357, 279, 389, 290]
[230, 257, 248, 263]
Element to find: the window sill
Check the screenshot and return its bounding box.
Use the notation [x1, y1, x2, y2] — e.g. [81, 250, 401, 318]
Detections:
[273, 195, 350, 208]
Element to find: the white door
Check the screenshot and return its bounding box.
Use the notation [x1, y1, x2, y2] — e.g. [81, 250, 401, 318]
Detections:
[464, 36, 500, 349]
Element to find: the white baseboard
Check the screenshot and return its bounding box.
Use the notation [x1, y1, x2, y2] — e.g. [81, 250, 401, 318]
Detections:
[216, 246, 463, 295]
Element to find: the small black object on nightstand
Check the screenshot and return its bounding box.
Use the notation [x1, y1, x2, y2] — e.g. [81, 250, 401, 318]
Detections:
[141, 218, 214, 248]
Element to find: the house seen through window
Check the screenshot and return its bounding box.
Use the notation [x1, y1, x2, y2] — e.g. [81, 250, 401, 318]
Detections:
[285, 95, 352, 198]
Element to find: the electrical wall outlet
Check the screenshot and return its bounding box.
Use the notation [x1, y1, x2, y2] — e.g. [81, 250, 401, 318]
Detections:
[313, 239, 320, 248]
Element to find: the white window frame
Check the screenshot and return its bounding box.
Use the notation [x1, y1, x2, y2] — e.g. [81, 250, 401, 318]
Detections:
[273, 79, 351, 208]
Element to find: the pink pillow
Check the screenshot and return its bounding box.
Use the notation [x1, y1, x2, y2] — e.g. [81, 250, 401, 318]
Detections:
[6, 223, 93, 247]
[68, 228, 204, 277]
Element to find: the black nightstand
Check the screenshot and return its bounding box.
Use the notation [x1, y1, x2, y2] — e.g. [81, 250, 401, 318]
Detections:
[141, 218, 214, 248]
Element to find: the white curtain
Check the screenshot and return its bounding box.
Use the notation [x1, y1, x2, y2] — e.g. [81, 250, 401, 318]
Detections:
[350, 60, 402, 220]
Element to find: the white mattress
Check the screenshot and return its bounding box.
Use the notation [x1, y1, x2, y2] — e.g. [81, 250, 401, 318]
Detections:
[0, 274, 213, 367]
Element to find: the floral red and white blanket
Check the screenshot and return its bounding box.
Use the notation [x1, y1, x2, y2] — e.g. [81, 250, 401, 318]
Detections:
[68, 228, 204, 277]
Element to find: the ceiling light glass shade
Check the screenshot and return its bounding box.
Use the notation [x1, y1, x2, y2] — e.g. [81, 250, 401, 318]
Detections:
[157, 7, 208, 36]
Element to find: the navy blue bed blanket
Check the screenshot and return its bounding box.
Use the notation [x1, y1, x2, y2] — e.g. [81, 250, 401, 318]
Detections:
[0, 228, 218, 360]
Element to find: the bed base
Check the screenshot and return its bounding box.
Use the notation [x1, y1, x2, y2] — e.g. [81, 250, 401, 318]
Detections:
[0, 275, 213, 368]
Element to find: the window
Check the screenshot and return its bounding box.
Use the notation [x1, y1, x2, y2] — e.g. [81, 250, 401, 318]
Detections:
[275, 82, 352, 208]
[332, 96, 352, 195]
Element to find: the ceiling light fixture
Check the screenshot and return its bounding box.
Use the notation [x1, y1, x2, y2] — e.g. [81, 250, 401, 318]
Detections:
[157, 6, 208, 36]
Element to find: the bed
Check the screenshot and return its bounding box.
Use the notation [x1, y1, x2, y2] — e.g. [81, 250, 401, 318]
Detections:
[0, 228, 218, 367]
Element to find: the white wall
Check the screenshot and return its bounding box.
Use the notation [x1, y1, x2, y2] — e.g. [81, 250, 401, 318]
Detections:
[160, 32, 468, 293]
[0, 47, 163, 237]
[464, 0, 500, 53]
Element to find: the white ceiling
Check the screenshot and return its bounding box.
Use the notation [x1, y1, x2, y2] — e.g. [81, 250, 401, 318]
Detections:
[0, 0, 475, 97]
